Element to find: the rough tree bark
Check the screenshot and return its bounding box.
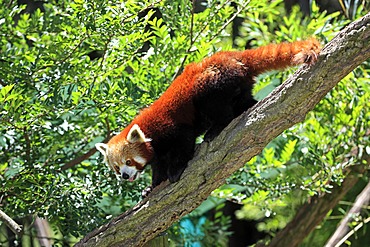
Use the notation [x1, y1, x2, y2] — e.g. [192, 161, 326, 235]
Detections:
[75, 13, 370, 247]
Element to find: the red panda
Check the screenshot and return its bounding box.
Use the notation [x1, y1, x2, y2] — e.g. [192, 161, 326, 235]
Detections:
[96, 39, 320, 196]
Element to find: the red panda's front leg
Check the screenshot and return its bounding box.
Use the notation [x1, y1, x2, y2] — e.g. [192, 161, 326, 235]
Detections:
[142, 125, 196, 197]
[142, 161, 168, 197]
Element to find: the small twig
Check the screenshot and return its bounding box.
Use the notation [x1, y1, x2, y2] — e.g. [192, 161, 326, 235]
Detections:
[337, 0, 349, 19]
[121, 0, 163, 25]
[61, 134, 112, 170]
[190, 0, 233, 44]
[325, 180, 370, 247]
[189, 0, 195, 44]
[104, 116, 111, 136]
[334, 216, 370, 247]
[171, 0, 250, 80]
[23, 127, 31, 162]
[33, 35, 87, 73]
[170, 0, 196, 81]
[209, 0, 251, 41]
[61, 117, 112, 170]
[0, 209, 22, 235]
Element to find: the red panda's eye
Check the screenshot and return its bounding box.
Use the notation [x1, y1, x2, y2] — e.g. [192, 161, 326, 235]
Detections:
[126, 160, 131, 166]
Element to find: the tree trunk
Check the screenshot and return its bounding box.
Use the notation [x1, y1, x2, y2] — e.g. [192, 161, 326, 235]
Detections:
[75, 13, 370, 247]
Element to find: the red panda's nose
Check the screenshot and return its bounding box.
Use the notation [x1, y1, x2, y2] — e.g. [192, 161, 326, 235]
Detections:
[122, 173, 130, 180]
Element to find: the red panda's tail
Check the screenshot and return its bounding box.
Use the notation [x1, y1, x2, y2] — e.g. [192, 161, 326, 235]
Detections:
[241, 38, 321, 75]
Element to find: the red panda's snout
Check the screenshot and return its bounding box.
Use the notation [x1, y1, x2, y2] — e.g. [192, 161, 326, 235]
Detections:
[120, 163, 142, 182]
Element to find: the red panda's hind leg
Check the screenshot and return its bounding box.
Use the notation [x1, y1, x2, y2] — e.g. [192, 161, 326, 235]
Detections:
[204, 94, 257, 141]
[203, 104, 235, 141]
[166, 125, 196, 183]
[195, 75, 257, 141]
[195, 88, 236, 140]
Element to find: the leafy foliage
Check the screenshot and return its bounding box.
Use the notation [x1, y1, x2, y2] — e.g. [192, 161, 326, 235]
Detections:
[0, 0, 369, 246]
[0, 0, 246, 243]
[224, 2, 370, 244]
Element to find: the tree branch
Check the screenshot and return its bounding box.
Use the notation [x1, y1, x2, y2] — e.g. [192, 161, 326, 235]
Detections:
[257, 164, 368, 247]
[61, 118, 112, 170]
[61, 134, 112, 170]
[325, 179, 370, 247]
[0, 209, 22, 236]
[75, 13, 370, 247]
[259, 141, 370, 247]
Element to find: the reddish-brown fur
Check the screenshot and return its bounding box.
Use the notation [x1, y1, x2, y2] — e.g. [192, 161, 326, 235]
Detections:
[112, 39, 320, 144]
[99, 38, 321, 193]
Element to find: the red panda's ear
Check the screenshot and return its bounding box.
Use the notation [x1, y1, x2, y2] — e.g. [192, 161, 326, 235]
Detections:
[127, 124, 151, 144]
[95, 143, 108, 158]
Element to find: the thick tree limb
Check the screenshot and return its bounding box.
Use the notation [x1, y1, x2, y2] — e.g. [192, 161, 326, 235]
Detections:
[75, 13, 370, 247]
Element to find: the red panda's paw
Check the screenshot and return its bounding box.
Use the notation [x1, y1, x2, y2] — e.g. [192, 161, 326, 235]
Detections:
[142, 186, 153, 198]
[293, 38, 321, 65]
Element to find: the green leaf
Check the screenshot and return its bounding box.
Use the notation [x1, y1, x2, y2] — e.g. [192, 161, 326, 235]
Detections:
[0, 84, 15, 100]
[280, 139, 298, 163]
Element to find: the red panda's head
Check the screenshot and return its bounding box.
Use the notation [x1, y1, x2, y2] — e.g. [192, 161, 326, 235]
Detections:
[95, 124, 154, 182]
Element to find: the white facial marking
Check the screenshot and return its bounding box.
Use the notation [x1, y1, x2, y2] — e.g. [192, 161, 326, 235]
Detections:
[133, 156, 147, 166]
